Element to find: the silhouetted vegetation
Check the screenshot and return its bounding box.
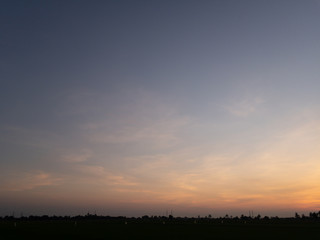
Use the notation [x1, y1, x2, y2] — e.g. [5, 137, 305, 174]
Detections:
[2, 211, 320, 222]
[1, 212, 320, 239]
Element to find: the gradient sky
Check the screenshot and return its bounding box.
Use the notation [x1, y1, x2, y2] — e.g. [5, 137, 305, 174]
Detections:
[1, 0, 320, 217]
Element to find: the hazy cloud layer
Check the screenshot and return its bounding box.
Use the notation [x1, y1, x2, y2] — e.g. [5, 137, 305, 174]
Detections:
[1, 0, 320, 217]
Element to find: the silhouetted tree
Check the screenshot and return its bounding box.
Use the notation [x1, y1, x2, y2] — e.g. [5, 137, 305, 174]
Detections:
[309, 212, 319, 219]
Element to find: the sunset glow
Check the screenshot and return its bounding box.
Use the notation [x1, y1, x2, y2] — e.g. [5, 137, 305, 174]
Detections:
[1, 0, 320, 218]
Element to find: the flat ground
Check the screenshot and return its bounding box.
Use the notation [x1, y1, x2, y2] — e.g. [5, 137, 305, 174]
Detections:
[1, 220, 320, 239]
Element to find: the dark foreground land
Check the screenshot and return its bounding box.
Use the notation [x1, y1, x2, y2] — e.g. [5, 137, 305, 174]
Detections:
[1, 216, 320, 239]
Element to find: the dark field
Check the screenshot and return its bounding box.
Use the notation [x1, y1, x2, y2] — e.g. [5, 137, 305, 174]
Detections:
[1, 219, 320, 239]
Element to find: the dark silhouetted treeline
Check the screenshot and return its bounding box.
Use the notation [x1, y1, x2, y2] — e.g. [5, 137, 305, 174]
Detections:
[1, 211, 320, 224]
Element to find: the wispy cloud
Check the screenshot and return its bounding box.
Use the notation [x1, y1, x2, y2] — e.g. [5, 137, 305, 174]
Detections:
[0, 125, 61, 148]
[224, 97, 263, 117]
[60, 149, 92, 163]
[86, 117, 189, 146]
[0, 171, 62, 192]
[71, 164, 139, 188]
[56, 87, 193, 150]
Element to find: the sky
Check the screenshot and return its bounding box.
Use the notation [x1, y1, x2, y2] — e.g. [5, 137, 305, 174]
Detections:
[1, 0, 320, 217]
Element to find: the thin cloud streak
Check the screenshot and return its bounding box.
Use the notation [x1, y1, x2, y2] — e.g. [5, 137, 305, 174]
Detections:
[223, 97, 263, 117]
[0, 171, 62, 192]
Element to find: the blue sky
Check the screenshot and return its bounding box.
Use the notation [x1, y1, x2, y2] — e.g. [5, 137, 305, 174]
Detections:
[1, 0, 320, 217]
